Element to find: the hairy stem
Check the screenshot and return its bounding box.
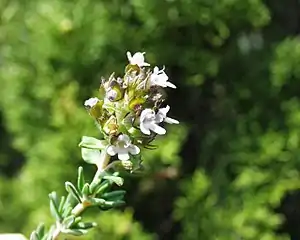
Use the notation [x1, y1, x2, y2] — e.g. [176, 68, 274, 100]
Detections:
[51, 152, 111, 240]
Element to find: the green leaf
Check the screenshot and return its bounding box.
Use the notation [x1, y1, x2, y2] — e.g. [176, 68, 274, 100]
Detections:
[61, 229, 87, 236]
[74, 216, 82, 225]
[91, 180, 110, 195]
[63, 215, 75, 229]
[89, 198, 106, 206]
[61, 203, 73, 218]
[77, 222, 97, 230]
[36, 223, 45, 238]
[102, 190, 126, 200]
[103, 174, 124, 186]
[77, 166, 85, 191]
[82, 183, 90, 197]
[79, 136, 107, 149]
[81, 148, 101, 165]
[58, 196, 66, 213]
[49, 192, 62, 221]
[103, 200, 126, 208]
[30, 231, 40, 240]
[65, 182, 82, 203]
[50, 191, 59, 207]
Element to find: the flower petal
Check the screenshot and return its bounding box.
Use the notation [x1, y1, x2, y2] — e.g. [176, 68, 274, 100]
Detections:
[106, 146, 117, 156]
[118, 134, 131, 144]
[118, 152, 130, 161]
[153, 66, 159, 74]
[128, 145, 140, 155]
[140, 109, 154, 122]
[159, 105, 170, 116]
[149, 123, 166, 135]
[126, 51, 133, 62]
[165, 117, 179, 124]
[166, 81, 177, 89]
[140, 123, 151, 135]
[84, 97, 99, 108]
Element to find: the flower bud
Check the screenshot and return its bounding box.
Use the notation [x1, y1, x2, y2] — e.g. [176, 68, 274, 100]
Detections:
[106, 80, 124, 102]
[85, 99, 104, 120]
[103, 116, 118, 135]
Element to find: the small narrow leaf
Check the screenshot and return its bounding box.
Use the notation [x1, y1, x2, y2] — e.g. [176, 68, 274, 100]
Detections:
[58, 196, 66, 213]
[74, 216, 83, 225]
[89, 198, 106, 206]
[102, 190, 126, 200]
[103, 175, 124, 186]
[50, 192, 59, 207]
[81, 148, 101, 165]
[36, 223, 45, 238]
[103, 200, 126, 208]
[77, 166, 85, 191]
[30, 231, 39, 240]
[65, 182, 82, 203]
[62, 203, 73, 218]
[77, 222, 97, 230]
[61, 229, 87, 236]
[92, 180, 110, 195]
[49, 193, 62, 221]
[79, 136, 107, 149]
[89, 179, 100, 194]
[63, 215, 75, 229]
[82, 183, 90, 197]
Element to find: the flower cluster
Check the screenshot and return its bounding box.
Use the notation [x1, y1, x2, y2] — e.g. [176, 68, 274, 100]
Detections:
[83, 52, 179, 165]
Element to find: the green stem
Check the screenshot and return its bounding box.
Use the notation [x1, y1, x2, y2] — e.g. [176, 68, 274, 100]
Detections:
[51, 152, 111, 240]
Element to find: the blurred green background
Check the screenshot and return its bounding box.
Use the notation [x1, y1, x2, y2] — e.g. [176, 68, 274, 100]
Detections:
[1, 0, 300, 239]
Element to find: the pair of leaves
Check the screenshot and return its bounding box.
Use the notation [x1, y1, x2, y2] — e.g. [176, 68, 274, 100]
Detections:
[79, 136, 108, 165]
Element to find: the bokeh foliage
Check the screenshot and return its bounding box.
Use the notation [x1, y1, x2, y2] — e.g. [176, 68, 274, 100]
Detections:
[0, 0, 300, 239]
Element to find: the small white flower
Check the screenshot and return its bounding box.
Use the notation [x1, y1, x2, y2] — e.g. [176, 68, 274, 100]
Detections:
[156, 105, 179, 124]
[106, 134, 140, 161]
[140, 109, 166, 135]
[150, 66, 176, 89]
[106, 88, 118, 101]
[84, 97, 99, 108]
[126, 51, 150, 67]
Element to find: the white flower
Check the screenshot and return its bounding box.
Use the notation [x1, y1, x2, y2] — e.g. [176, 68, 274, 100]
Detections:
[150, 66, 176, 89]
[84, 97, 99, 108]
[106, 134, 140, 161]
[126, 51, 150, 67]
[140, 109, 166, 135]
[156, 105, 179, 124]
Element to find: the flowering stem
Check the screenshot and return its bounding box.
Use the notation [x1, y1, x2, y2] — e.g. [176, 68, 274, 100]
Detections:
[51, 152, 111, 240]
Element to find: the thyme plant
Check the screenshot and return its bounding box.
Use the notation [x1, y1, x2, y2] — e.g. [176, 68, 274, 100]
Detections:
[30, 52, 179, 240]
